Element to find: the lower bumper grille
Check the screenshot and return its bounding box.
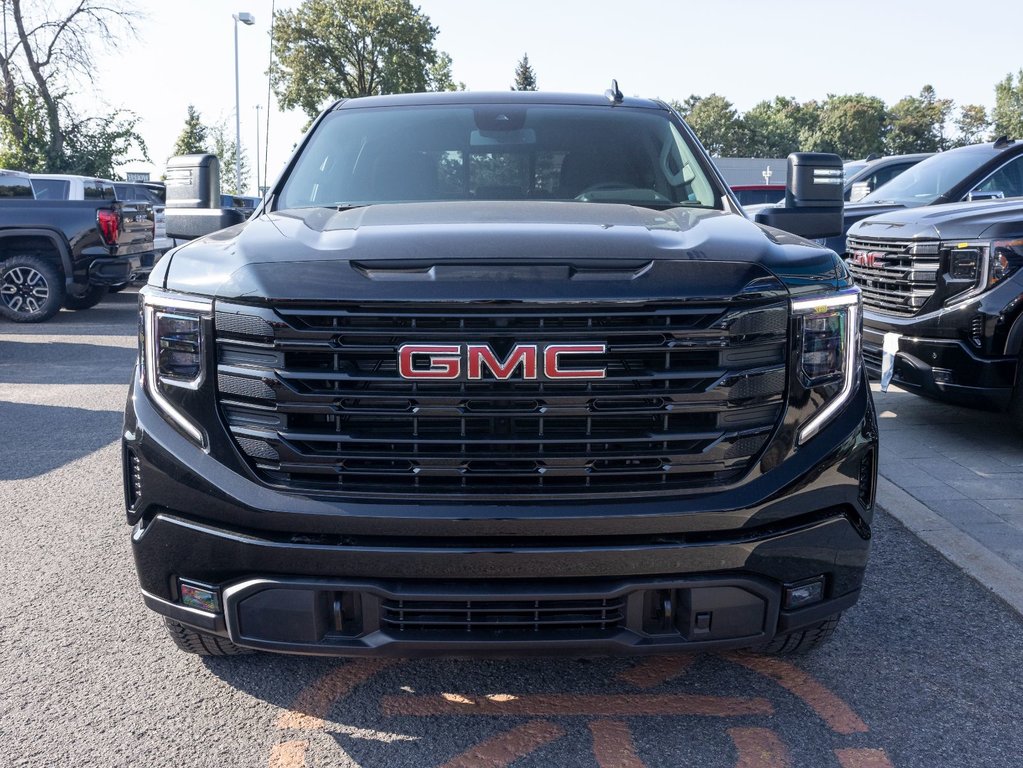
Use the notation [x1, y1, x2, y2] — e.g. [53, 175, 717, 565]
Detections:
[380, 597, 627, 634]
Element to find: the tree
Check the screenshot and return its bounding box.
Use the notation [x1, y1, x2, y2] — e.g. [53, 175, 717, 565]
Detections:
[802, 94, 887, 159]
[208, 120, 251, 196]
[683, 94, 747, 156]
[270, 0, 444, 120]
[885, 85, 953, 154]
[0, 0, 147, 173]
[952, 104, 991, 147]
[992, 70, 1023, 140]
[173, 105, 209, 156]
[511, 53, 537, 91]
[741, 97, 811, 157]
[428, 52, 463, 92]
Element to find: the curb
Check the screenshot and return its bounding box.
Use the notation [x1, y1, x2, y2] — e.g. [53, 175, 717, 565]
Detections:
[876, 475, 1023, 616]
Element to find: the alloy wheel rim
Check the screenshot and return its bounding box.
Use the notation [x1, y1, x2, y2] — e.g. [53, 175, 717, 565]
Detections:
[0, 265, 49, 314]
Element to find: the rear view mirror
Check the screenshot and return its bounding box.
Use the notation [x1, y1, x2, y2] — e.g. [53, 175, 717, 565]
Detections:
[164, 152, 248, 240]
[755, 153, 844, 239]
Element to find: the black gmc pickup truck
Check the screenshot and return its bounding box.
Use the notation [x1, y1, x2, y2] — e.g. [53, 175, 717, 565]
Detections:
[847, 198, 1023, 428]
[0, 171, 155, 322]
[125, 91, 876, 658]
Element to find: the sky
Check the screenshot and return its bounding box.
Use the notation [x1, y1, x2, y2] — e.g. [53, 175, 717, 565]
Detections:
[82, 0, 1023, 193]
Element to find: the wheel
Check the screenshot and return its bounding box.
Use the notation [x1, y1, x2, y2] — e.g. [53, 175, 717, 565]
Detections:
[1009, 354, 1023, 433]
[757, 613, 842, 655]
[0, 255, 66, 322]
[63, 284, 108, 310]
[163, 618, 254, 656]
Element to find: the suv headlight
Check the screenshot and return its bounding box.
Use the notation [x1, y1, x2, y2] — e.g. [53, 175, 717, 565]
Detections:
[792, 288, 861, 444]
[139, 286, 212, 446]
[944, 239, 1023, 306]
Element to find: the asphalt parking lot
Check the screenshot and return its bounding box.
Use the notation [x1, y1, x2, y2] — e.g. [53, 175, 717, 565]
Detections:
[2, 289, 1022, 768]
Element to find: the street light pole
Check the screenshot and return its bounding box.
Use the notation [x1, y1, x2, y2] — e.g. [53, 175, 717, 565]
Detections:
[232, 11, 255, 195]
[255, 104, 262, 197]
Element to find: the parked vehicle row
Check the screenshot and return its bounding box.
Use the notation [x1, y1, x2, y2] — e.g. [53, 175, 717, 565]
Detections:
[0, 170, 156, 322]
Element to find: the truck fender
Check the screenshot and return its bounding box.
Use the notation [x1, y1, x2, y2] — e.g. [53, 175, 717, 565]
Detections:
[1006, 307, 1023, 358]
[0, 228, 75, 290]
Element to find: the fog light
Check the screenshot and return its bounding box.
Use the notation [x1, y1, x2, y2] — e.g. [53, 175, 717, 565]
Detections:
[179, 579, 221, 613]
[783, 578, 825, 609]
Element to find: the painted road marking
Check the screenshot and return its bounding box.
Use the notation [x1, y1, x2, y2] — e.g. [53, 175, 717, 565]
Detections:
[727, 654, 869, 735]
[589, 719, 644, 768]
[438, 720, 565, 768]
[835, 747, 897, 768]
[616, 654, 697, 689]
[380, 692, 774, 717]
[729, 727, 791, 768]
[270, 654, 895, 767]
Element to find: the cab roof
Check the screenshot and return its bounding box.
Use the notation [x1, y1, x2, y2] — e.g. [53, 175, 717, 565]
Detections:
[332, 91, 667, 111]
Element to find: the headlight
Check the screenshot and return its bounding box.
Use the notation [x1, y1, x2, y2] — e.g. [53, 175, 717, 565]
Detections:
[944, 239, 1023, 306]
[139, 286, 212, 446]
[792, 289, 861, 444]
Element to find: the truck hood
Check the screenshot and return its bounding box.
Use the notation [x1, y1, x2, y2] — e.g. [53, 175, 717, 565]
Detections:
[841, 201, 906, 231]
[848, 198, 1023, 242]
[157, 201, 847, 301]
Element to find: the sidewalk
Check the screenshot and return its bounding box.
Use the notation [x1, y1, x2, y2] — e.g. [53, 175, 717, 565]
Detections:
[872, 382, 1023, 613]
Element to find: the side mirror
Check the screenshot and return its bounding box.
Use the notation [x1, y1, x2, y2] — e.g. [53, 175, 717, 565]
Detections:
[166, 208, 247, 240]
[755, 152, 844, 239]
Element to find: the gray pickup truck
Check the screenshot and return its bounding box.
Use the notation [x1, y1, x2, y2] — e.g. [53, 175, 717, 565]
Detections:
[0, 169, 155, 322]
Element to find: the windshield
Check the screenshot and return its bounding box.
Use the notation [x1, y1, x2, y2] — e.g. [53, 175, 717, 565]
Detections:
[858, 149, 993, 206]
[843, 162, 867, 186]
[278, 104, 719, 210]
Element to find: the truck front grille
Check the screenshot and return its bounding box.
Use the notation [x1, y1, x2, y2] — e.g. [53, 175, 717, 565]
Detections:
[214, 300, 788, 499]
[845, 237, 939, 316]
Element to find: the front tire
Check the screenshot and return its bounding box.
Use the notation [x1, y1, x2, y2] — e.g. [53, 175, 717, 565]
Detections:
[63, 284, 108, 310]
[757, 613, 842, 655]
[0, 255, 66, 323]
[163, 619, 254, 656]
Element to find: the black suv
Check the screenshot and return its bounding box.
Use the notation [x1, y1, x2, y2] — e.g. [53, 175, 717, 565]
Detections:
[823, 138, 1023, 254]
[124, 91, 876, 658]
[847, 198, 1023, 427]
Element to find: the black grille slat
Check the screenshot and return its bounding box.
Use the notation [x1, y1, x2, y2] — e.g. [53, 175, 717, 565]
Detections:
[215, 300, 788, 498]
[846, 236, 939, 316]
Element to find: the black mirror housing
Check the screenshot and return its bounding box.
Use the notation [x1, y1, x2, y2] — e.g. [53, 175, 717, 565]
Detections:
[755, 152, 844, 239]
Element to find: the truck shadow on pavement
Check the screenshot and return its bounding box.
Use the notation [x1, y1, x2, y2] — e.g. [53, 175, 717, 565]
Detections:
[0, 339, 136, 386]
[0, 401, 123, 480]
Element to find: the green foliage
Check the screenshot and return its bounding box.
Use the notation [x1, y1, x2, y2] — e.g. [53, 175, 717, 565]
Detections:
[429, 52, 463, 92]
[684, 94, 747, 156]
[173, 105, 209, 156]
[801, 93, 887, 159]
[742, 97, 812, 158]
[59, 112, 149, 178]
[0, 86, 50, 171]
[208, 120, 251, 196]
[992, 70, 1023, 140]
[885, 85, 953, 154]
[511, 53, 537, 91]
[952, 104, 991, 147]
[270, 0, 442, 119]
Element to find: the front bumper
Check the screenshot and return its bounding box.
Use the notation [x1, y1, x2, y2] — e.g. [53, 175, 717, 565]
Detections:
[863, 316, 1016, 409]
[125, 369, 876, 655]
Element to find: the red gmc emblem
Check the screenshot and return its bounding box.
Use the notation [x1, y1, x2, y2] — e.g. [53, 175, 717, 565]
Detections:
[850, 250, 885, 268]
[398, 343, 607, 381]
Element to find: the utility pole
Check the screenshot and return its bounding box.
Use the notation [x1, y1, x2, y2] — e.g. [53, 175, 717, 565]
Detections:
[255, 104, 262, 197]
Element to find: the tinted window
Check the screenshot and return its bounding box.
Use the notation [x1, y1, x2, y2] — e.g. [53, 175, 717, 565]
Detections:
[0, 175, 34, 198]
[859, 150, 995, 206]
[31, 178, 70, 200]
[279, 105, 719, 210]
[971, 156, 1023, 199]
[84, 181, 115, 200]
